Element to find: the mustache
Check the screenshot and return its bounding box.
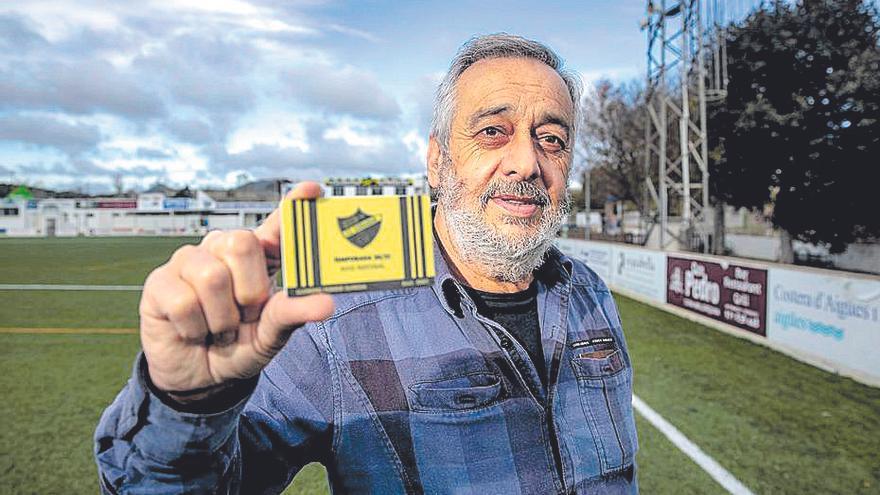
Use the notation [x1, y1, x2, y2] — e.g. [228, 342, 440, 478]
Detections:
[479, 179, 550, 207]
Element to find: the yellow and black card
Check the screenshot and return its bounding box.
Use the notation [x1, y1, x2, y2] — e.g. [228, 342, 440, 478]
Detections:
[280, 195, 435, 296]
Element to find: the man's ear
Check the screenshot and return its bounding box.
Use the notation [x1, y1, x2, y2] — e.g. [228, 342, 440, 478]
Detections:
[426, 136, 442, 189]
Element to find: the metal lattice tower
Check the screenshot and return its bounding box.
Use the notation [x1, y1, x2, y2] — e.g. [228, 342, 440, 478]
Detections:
[643, 0, 757, 251]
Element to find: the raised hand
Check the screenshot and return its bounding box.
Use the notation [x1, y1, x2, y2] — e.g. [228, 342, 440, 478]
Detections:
[139, 181, 334, 397]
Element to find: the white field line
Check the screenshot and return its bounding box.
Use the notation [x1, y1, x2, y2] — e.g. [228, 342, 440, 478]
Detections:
[0, 327, 136, 334]
[0, 284, 143, 291]
[633, 394, 755, 495]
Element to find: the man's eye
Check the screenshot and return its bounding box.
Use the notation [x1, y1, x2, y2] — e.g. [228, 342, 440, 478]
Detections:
[542, 135, 566, 150]
[482, 127, 502, 137]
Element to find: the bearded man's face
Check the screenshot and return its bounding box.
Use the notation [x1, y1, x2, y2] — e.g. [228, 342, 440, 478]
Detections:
[429, 57, 574, 282]
[435, 155, 570, 281]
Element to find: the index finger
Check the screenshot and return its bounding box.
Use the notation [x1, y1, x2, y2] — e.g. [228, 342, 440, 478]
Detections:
[254, 181, 324, 260]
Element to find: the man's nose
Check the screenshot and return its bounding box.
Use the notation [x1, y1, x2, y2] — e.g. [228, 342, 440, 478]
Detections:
[500, 133, 541, 182]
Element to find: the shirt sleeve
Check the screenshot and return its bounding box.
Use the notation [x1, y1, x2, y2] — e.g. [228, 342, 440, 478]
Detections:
[93, 323, 337, 494]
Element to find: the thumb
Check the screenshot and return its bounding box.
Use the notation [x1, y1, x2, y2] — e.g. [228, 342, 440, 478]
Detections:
[254, 181, 324, 259]
[254, 291, 334, 359]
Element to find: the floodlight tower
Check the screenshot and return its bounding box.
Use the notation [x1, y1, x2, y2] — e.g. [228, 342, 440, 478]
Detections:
[643, 0, 709, 251]
[643, 0, 758, 252]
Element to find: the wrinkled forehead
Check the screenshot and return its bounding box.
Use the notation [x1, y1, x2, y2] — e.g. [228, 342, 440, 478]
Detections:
[453, 57, 574, 128]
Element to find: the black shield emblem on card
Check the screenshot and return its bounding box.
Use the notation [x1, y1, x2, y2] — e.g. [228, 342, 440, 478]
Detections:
[338, 209, 382, 248]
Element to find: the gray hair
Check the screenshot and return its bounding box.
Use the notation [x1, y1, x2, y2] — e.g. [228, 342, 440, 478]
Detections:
[430, 33, 582, 152]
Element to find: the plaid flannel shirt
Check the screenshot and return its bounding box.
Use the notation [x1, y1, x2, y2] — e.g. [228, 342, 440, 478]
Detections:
[95, 239, 638, 494]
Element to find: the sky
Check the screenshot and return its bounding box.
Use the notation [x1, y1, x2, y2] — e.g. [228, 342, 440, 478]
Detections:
[0, 0, 649, 194]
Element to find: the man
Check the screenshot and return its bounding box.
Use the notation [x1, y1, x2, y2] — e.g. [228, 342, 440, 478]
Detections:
[95, 34, 638, 494]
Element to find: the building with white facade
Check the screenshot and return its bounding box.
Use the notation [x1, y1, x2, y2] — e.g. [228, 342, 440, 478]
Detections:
[320, 177, 428, 198]
[0, 192, 274, 237]
[0, 177, 429, 237]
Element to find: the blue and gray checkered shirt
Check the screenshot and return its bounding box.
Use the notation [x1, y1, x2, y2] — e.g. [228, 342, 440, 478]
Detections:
[95, 239, 638, 494]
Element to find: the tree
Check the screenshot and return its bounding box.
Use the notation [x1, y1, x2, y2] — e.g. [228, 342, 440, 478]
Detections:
[577, 79, 654, 215]
[712, 0, 880, 257]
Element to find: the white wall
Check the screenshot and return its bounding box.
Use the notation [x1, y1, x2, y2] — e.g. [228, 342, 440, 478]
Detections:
[830, 243, 880, 274]
[725, 233, 781, 261]
[0, 209, 273, 237]
[726, 234, 880, 275]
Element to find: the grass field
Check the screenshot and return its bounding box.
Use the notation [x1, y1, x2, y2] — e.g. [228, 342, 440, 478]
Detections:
[1, 237, 878, 494]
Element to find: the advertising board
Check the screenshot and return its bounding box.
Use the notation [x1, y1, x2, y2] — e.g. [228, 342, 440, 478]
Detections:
[216, 201, 275, 211]
[555, 238, 613, 282]
[767, 268, 880, 378]
[96, 200, 137, 209]
[610, 244, 667, 303]
[163, 198, 190, 210]
[555, 239, 666, 302]
[667, 256, 768, 336]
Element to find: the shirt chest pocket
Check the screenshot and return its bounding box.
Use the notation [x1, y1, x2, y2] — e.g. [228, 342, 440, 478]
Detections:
[408, 372, 503, 413]
[570, 346, 637, 475]
[401, 372, 553, 492]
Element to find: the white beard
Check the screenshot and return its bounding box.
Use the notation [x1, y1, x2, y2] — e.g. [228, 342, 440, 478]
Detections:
[435, 157, 570, 283]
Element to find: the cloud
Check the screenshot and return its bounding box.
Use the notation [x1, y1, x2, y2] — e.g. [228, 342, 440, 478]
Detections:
[130, 31, 259, 113]
[52, 25, 146, 61]
[16, 160, 96, 178]
[108, 164, 162, 178]
[284, 64, 401, 121]
[326, 24, 381, 43]
[0, 13, 49, 52]
[0, 115, 101, 154]
[135, 147, 174, 160]
[212, 118, 422, 179]
[0, 0, 453, 191]
[163, 117, 218, 144]
[65, 159, 119, 176]
[226, 111, 309, 154]
[0, 60, 165, 118]
[16, 158, 164, 182]
[411, 72, 442, 136]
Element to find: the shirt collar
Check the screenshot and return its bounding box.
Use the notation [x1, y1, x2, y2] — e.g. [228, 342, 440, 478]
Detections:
[430, 231, 572, 317]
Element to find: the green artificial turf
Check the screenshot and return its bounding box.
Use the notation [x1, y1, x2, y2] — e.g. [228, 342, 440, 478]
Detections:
[0, 236, 190, 331]
[0, 334, 142, 494]
[0, 290, 141, 329]
[0, 330, 727, 495]
[634, 414, 727, 495]
[618, 294, 880, 495]
[0, 236, 198, 285]
[0, 333, 330, 495]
